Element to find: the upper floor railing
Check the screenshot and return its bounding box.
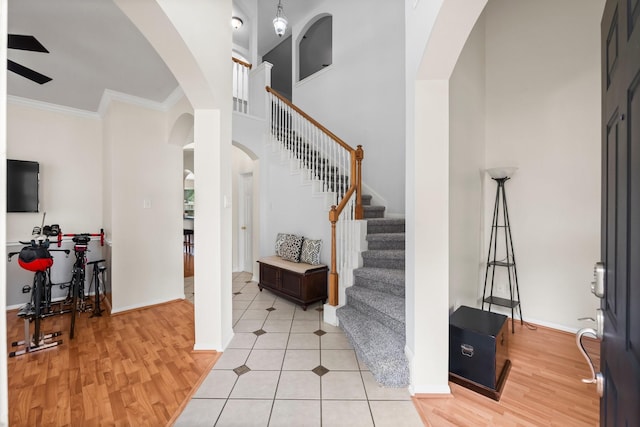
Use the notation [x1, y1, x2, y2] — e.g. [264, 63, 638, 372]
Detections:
[232, 57, 252, 114]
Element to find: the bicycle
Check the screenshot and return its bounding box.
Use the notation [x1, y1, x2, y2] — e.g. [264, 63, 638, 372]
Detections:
[56, 230, 105, 339]
[8, 221, 70, 357]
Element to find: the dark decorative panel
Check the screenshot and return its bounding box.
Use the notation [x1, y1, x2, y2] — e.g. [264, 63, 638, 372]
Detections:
[630, 0, 639, 34]
[606, 111, 620, 320]
[604, 363, 618, 427]
[628, 70, 640, 364]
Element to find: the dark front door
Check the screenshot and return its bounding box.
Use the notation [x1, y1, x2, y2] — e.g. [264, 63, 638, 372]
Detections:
[601, 0, 640, 425]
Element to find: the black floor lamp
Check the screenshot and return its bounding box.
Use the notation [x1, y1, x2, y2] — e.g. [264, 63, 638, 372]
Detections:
[481, 167, 523, 333]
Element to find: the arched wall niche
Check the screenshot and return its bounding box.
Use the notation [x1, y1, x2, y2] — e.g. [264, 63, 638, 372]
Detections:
[297, 13, 332, 82]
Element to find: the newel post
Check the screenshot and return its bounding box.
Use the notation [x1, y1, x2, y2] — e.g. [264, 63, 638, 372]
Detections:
[329, 205, 339, 306]
[355, 145, 364, 220]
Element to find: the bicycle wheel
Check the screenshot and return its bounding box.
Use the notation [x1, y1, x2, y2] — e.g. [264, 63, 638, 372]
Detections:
[33, 272, 43, 345]
[69, 268, 81, 339]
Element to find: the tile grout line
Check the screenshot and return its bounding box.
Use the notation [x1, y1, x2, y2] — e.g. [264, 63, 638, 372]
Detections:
[319, 311, 324, 427]
[265, 295, 294, 426]
[219, 275, 264, 425]
[214, 275, 260, 426]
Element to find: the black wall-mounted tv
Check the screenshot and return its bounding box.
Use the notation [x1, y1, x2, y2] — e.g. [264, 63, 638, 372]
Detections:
[7, 159, 39, 213]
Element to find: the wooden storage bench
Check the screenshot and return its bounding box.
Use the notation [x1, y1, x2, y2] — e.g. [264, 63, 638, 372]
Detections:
[257, 256, 328, 310]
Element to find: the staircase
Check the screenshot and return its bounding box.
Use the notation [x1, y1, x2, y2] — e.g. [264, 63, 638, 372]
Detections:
[337, 196, 409, 387]
[267, 88, 408, 386]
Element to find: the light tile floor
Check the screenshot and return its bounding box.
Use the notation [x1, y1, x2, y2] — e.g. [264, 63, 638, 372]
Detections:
[176, 272, 424, 426]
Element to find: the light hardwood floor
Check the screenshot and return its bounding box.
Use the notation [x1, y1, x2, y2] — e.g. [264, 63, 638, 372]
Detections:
[414, 323, 600, 426]
[6, 299, 217, 426]
[184, 251, 194, 277]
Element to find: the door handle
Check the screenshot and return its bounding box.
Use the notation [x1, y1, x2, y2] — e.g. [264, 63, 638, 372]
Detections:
[575, 327, 604, 397]
[578, 309, 604, 339]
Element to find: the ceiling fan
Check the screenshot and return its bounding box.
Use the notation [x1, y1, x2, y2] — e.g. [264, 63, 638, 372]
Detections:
[7, 34, 52, 84]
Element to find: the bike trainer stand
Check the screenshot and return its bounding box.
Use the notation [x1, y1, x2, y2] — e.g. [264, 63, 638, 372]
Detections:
[9, 315, 62, 358]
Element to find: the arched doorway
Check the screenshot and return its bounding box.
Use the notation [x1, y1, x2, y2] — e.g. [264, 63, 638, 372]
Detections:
[232, 142, 259, 281]
[407, 0, 487, 393]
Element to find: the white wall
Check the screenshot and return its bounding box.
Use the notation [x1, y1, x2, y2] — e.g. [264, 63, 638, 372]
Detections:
[6, 103, 103, 241]
[103, 100, 184, 313]
[260, 147, 332, 266]
[483, 0, 603, 330]
[233, 106, 332, 272]
[291, 0, 406, 215]
[6, 102, 104, 306]
[448, 13, 486, 311]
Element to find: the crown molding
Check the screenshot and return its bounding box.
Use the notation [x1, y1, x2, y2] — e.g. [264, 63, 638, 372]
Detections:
[8, 86, 185, 120]
[163, 86, 186, 110]
[97, 86, 184, 116]
[7, 95, 101, 120]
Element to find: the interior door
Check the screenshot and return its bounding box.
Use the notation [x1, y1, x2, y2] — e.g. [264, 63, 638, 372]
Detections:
[239, 173, 253, 272]
[601, 0, 640, 425]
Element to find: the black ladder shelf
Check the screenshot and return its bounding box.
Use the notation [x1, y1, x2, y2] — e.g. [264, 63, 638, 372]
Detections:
[482, 176, 523, 333]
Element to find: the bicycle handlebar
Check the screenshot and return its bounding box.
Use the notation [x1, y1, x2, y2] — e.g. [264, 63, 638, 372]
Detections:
[56, 229, 105, 247]
[7, 248, 70, 262]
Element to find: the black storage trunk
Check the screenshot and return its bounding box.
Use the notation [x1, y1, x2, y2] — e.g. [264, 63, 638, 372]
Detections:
[449, 305, 511, 400]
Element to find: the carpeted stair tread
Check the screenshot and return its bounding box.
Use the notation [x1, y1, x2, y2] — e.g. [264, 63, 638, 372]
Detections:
[367, 218, 405, 226]
[361, 194, 372, 206]
[363, 205, 385, 219]
[367, 232, 405, 241]
[362, 250, 405, 269]
[366, 233, 405, 250]
[367, 218, 405, 234]
[353, 267, 405, 296]
[336, 305, 409, 387]
[362, 249, 405, 259]
[345, 286, 405, 337]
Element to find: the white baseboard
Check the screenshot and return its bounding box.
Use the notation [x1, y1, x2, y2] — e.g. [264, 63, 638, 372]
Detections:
[193, 342, 223, 352]
[6, 294, 81, 311]
[405, 344, 451, 396]
[110, 295, 183, 314]
[409, 384, 452, 395]
[193, 327, 233, 352]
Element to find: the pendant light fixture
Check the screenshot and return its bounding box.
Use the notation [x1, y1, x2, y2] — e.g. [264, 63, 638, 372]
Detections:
[273, 0, 288, 37]
[231, 16, 243, 30]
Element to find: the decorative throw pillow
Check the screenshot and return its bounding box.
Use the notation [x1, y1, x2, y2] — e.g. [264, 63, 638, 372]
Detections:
[300, 238, 322, 265]
[275, 233, 291, 256]
[280, 234, 304, 262]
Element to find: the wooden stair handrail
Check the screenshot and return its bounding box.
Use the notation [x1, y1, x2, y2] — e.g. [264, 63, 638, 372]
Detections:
[267, 86, 364, 307]
[266, 86, 355, 154]
[232, 57, 252, 69]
